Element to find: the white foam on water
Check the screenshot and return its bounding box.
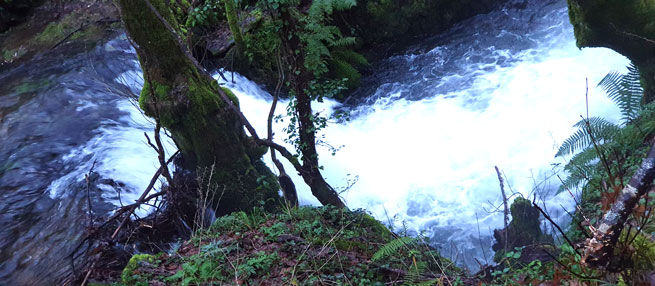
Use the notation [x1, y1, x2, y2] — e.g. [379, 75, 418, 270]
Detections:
[216, 28, 629, 268]
[47, 69, 176, 217]
[55, 2, 631, 268]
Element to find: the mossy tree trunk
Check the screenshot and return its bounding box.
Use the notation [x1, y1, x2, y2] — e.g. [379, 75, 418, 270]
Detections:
[567, 0, 655, 103]
[224, 0, 246, 52]
[278, 6, 346, 208]
[117, 0, 279, 215]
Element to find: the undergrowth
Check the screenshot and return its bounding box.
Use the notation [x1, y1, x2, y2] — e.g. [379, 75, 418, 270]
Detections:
[119, 206, 465, 285]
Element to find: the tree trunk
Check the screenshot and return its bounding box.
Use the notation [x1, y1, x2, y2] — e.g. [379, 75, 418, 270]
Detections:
[279, 6, 346, 208]
[224, 0, 245, 51]
[582, 143, 655, 269]
[117, 0, 279, 215]
[296, 87, 346, 207]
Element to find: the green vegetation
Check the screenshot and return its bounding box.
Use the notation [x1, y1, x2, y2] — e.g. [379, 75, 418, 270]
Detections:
[120, 206, 463, 285]
[547, 65, 655, 284]
[556, 64, 653, 202]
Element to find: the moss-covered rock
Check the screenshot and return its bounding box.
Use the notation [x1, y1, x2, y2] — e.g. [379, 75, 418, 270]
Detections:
[335, 0, 506, 53]
[492, 197, 552, 262]
[567, 0, 655, 103]
[121, 254, 158, 285]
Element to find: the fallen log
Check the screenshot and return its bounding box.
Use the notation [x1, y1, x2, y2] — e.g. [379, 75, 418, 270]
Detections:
[582, 143, 655, 269]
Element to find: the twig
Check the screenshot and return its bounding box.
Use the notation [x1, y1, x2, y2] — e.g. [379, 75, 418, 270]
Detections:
[585, 78, 589, 120]
[494, 166, 509, 253]
[85, 160, 97, 228]
[582, 116, 616, 187]
[475, 213, 488, 264]
[80, 261, 96, 286]
[532, 203, 581, 257]
[541, 249, 601, 280]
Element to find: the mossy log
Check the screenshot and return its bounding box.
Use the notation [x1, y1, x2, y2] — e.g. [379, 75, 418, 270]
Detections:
[567, 0, 655, 103]
[118, 0, 279, 214]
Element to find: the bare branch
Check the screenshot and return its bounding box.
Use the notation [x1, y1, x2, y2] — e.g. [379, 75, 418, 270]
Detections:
[494, 166, 509, 253]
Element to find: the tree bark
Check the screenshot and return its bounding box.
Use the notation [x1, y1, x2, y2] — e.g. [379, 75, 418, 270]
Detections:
[117, 0, 279, 215]
[582, 143, 655, 269]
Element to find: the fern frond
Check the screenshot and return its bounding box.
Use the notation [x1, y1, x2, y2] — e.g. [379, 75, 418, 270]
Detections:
[331, 0, 356, 11]
[330, 58, 361, 88]
[557, 147, 600, 193]
[598, 63, 643, 122]
[372, 237, 417, 262]
[333, 50, 369, 66]
[556, 117, 620, 157]
[566, 147, 600, 169]
[403, 261, 428, 286]
[331, 36, 357, 47]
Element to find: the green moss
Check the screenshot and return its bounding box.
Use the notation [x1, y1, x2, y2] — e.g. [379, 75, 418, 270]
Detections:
[121, 254, 157, 285]
[124, 206, 460, 285]
[69, 24, 102, 41]
[220, 86, 239, 106]
[13, 79, 50, 94]
[360, 213, 393, 240]
[35, 22, 69, 45]
[566, 0, 655, 103]
[224, 0, 245, 50]
[620, 231, 655, 272]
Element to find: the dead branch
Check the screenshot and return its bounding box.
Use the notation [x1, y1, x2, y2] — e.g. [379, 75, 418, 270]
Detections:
[111, 150, 178, 239]
[495, 166, 509, 253]
[583, 143, 655, 269]
[85, 160, 98, 228]
[267, 48, 298, 206]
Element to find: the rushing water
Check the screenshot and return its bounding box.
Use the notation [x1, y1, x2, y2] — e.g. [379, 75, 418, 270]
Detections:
[0, 0, 630, 283]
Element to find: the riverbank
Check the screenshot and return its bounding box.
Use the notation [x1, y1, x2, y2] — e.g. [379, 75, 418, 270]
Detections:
[91, 206, 474, 285]
[0, 0, 120, 70]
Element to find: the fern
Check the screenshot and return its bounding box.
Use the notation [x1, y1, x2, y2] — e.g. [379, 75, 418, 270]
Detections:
[413, 278, 440, 286]
[333, 50, 369, 67]
[556, 117, 620, 157]
[598, 62, 643, 122]
[556, 63, 647, 194]
[372, 237, 417, 262]
[330, 58, 361, 88]
[403, 261, 428, 286]
[559, 147, 600, 192]
[300, 0, 358, 76]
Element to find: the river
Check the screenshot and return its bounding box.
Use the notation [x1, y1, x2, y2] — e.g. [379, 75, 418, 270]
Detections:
[0, 0, 629, 283]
